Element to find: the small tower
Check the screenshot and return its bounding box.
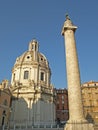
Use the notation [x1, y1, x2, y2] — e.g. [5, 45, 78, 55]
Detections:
[29, 39, 39, 61]
[62, 15, 94, 130]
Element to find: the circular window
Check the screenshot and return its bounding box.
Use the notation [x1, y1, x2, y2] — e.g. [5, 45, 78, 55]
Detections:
[27, 56, 30, 59]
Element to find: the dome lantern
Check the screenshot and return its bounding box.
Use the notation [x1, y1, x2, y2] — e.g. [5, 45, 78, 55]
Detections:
[29, 39, 39, 52]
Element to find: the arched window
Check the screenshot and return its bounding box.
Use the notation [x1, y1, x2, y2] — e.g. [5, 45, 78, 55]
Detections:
[24, 71, 29, 79]
[2, 110, 6, 126]
[13, 73, 15, 82]
[32, 45, 34, 50]
[35, 44, 37, 51]
[3, 83, 6, 88]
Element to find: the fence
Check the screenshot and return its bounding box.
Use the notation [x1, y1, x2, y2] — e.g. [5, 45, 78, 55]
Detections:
[0, 124, 64, 130]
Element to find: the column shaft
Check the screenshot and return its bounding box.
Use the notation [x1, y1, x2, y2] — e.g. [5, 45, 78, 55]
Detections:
[64, 29, 84, 122]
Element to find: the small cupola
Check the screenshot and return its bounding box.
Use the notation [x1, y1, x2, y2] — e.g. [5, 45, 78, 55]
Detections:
[29, 39, 39, 52]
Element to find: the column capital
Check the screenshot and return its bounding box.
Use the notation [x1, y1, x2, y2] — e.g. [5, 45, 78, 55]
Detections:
[61, 15, 77, 35]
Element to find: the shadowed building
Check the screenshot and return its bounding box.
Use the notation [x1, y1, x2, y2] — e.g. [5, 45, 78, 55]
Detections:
[0, 80, 11, 128]
[55, 88, 69, 125]
[81, 81, 98, 124]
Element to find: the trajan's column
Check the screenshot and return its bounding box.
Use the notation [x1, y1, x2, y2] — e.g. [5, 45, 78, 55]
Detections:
[61, 15, 94, 130]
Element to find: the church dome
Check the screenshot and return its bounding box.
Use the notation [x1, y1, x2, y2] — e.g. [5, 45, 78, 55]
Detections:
[11, 39, 51, 87]
[14, 39, 49, 68]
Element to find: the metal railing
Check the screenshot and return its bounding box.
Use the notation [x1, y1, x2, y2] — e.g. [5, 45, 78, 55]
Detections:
[0, 124, 64, 130]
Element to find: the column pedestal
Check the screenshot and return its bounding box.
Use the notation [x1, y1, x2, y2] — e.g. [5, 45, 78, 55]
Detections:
[64, 121, 94, 130]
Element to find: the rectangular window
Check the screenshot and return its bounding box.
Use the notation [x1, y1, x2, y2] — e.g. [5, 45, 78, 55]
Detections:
[62, 95, 64, 99]
[57, 104, 59, 109]
[62, 101, 64, 104]
[40, 72, 44, 81]
[62, 105, 64, 110]
[24, 71, 29, 79]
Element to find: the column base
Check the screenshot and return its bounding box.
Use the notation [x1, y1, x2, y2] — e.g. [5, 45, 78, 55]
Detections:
[64, 121, 94, 130]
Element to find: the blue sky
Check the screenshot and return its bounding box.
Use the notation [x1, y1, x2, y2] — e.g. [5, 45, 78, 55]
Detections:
[0, 1, 98, 88]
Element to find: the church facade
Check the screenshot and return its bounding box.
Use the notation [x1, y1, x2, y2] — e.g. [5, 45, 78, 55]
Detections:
[10, 39, 55, 126]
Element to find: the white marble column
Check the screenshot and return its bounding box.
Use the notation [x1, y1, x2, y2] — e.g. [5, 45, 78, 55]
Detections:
[61, 15, 94, 130]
